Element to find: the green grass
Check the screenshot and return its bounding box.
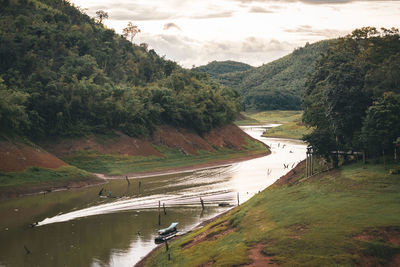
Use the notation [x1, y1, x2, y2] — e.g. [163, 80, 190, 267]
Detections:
[143, 160, 400, 267]
[235, 110, 302, 125]
[263, 120, 312, 139]
[63, 138, 268, 176]
[0, 166, 97, 196]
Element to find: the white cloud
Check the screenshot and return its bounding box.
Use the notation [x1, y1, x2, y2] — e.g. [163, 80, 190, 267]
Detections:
[71, 0, 400, 68]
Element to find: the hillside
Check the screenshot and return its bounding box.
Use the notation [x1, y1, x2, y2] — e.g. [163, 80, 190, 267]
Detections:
[192, 60, 253, 79]
[139, 159, 400, 266]
[195, 40, 331, 110]
[0, 0, 240, 140]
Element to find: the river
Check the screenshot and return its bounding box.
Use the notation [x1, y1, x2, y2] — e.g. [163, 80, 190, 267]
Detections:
[0, 125, 306, 267]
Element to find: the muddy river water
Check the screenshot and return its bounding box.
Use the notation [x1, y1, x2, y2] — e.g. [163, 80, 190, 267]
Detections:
[0, 125, 306, 267]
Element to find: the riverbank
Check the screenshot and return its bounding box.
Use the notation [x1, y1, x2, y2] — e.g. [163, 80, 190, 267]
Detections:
[0, 145, 269, 200]
[138, 160, 400, 266]
[0, 124, 269, 200]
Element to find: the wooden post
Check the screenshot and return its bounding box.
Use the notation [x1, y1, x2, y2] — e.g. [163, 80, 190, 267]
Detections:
[125, 176, 130, 185]
[165, 240, 169, 251]
[237, 192, 240, 206]
[158, 201, 161, 226]
[305, 152, 309, 177]
[163, 203, 166, 215]
[168, 253, 171, 261]
[200, 197, 205, 210]
[138, 181, 141, 193]
[362, 151, 366, 164]
[311, 153, 314, 176]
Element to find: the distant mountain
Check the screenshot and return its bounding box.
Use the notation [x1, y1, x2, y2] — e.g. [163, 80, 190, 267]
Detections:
[193, 60, 253, 78]
[195, 41, 332, 110]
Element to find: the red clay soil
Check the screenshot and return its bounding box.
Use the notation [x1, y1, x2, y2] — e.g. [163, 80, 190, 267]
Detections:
[354, 227, 400, 266]
[204, 124, 248, 150]
[41, 131, 163, 157]
[0, 141, 67, 172]
[242, 244, 278, 267]
[152, 125, 216, 155]
[42, 124, 258, 158]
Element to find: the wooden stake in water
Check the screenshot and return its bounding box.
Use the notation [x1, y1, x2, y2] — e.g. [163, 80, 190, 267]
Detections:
[163, 203, 167, 215]
[158, 201, 161, 225]
[237, 192, 240, 206]
[138, 181, 142, 193]
[200, 197, 205, 210]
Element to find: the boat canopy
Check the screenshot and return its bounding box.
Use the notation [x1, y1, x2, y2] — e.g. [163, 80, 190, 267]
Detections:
[158, 222, 178, 235]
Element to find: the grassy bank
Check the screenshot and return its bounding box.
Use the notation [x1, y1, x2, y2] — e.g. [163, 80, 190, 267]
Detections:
[0, 166, 101, 198]
[235, 110, 302, 125]
[235, 110, 311, 139]
[63, 137, 268, 176]
[140, 160, 400, 266]
[263, 120, 311, 139]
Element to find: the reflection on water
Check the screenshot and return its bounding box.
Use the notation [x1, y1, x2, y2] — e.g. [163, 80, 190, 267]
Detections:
[0, 125, 306, 267]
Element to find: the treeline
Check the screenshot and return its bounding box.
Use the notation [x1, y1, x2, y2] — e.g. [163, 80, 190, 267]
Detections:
[193, 60, 253, 78]
[0, 0, 240, 139]
[194, 41, 331, 110]
[302, 27, 400, 163]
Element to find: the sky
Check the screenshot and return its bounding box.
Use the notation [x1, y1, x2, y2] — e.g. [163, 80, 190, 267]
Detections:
[70, 0, 400, 68]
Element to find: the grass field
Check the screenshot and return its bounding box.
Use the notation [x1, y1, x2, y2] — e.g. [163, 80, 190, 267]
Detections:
[263, 120, 312, 139]
[142, 160, 400, 266]
[63, 137, 268, 176]
[235, 110, 303, 125]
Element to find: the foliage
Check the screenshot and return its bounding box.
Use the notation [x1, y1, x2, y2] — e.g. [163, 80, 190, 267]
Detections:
[195, 41, 331, 110]
[193, 60, 253, 77]
[0, 0, 240, 139]
[303, 27, 400, 159]
[361, 92, 400, 155]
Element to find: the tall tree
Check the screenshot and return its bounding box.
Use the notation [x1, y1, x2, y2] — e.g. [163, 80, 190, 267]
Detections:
[95, 10, 108, 24]
[123, 22, 141, 43]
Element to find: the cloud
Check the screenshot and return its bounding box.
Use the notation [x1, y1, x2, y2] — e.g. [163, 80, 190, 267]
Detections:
[249, 6, 273, 13]
[192, 11, 235, 19]
[284, 25, 349, 38]
[163, 23, 182, 31]
[134, 33, 295, 67]
[106, 7, 175, 21]
[232, 0, 389, 5]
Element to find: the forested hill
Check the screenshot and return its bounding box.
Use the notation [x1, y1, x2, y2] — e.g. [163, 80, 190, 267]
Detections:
[0, 0, 240, 140]
[192, 60, 253, 79]
[195, 40, 331, 110]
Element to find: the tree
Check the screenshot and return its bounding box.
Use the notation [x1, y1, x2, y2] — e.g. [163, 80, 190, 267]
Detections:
[123, 22, 141, 43]
[302, 27, 400, 163]
[95, 10, 108, 24]
[361, 92, 400, 156]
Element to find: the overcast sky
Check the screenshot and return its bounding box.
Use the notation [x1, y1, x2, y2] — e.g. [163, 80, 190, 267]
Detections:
[70, 0, 400, 68]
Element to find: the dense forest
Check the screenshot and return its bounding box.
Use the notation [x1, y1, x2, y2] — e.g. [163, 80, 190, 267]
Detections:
[194, 41, 331, 110]
[0, 0, 240, 139]
[302, 27, 400, 164]
[193, 60, 253, 79]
